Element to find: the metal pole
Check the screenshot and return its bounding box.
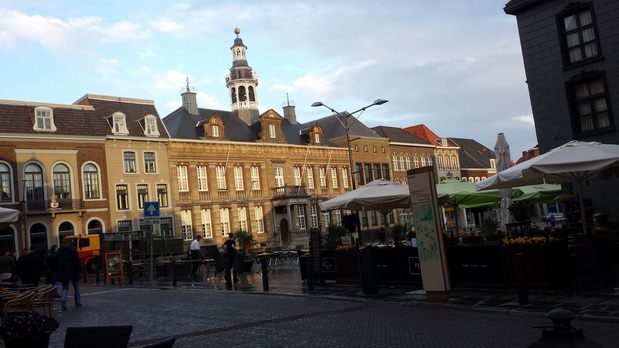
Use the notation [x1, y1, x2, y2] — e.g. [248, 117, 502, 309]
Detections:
[150, 224, 154, 283]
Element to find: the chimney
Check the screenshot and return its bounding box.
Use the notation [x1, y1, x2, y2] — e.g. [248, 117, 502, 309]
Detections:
[182, 90, 199, 115]
[283, 105, 297, 124]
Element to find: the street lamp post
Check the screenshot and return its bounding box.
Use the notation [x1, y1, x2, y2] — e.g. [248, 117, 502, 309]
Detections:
[311, 99, 388, 190]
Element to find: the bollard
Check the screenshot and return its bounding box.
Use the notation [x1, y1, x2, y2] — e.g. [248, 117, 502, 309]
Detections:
[171, 258, 177, 288]
[126, 261, 133, 285]
[95, 261, 100, 284]
[513, 253, 529, 306]
[527, 308, 604, 347]
[224, 259, 232, 289]
[306, 253, 315, 292]
[261, 257, 269, 291]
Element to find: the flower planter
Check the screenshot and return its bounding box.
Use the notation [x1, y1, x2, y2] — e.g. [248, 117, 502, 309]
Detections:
[500, 241, 570, 288]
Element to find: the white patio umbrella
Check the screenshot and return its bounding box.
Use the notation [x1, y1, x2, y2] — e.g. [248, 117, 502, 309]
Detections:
[494, 133, 512, 229]
[476, 140, 619, 234]
[0, 207, 19, 230]
[320, 178, 411, 215]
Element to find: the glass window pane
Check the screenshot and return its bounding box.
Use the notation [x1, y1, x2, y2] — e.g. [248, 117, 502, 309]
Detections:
[580, 116, 593, 131]
[579, 10, 592, 26]
[564, 15, 577, 31]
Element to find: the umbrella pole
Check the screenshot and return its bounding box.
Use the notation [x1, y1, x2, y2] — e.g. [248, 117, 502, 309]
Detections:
[578, 181, 587, 235]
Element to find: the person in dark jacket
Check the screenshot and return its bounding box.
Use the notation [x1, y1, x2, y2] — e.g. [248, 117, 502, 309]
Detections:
[47, 245, 60, 297]
[56, 239, 82, 310]
[16, 247, 44, 285]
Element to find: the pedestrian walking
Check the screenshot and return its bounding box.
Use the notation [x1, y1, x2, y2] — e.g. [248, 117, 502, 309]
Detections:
[17, 246, 44, 285]
[47, 245, 60, 297]
[222, 233, 238, 283]
[189, 235, 203, 281]
[0, 249, 16, 282]
[56, 239, 82, 310]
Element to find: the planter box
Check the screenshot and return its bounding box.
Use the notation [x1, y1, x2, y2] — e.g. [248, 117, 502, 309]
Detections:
[447, 244, 504, 287]
[335, 251, 360, 284]
[500, 241, 570, 288]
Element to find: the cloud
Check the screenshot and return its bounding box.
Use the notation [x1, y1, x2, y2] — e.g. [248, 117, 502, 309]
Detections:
[514, 114, 535, 125]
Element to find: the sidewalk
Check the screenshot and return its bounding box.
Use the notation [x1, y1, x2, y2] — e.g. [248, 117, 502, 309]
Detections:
[125, 262, 619, 323]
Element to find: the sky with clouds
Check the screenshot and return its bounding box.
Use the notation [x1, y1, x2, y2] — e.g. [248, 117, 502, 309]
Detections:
[0, 0, 537, 158]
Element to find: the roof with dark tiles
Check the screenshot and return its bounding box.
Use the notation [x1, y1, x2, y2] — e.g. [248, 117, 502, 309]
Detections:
[76, 94, 169, 139]
[371, 126, 430, 145]
[302, 113, 381, 141]
[0, 99, 109, 137]
[448, 137, 495, 169]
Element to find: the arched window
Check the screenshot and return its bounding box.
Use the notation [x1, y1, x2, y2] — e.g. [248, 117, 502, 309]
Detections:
[0, 163, 12, 202]
[53, 163, 72, 199]
[87, 219, 103, 235]
[231, 88, 237, 103]
[239, 86, 247, 101]
[58, 221, 74, 239]
[0, 225, 16, 251]
[451, 155, 458, 169]
[83, 163, 100, 199]
[444, 155, 450, 169]
[25, 163, 44, 201]
[248, 86, 255, 101]
[29, 222, 48, 252]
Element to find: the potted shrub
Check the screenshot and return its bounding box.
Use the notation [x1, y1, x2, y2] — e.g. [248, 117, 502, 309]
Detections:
[481, 216, 499, 242]
[0, 311, 59, 348]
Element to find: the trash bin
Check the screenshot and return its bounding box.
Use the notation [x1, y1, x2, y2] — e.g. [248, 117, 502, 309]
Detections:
[359, 247, 379, 294]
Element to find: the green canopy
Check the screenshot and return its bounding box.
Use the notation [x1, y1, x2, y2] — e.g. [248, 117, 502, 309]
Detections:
[436, 179, 513, 209]
[512, 184, 562, 204]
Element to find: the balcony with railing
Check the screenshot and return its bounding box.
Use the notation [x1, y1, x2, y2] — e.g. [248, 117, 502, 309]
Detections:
[271, 185, 310, 199]
[25, 199, 84, 213]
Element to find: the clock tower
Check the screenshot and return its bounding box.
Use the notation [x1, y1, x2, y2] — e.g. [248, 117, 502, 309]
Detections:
[226, 27, 260, 124]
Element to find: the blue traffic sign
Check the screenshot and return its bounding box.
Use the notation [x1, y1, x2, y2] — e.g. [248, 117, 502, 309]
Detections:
[144, 202, 160, 217]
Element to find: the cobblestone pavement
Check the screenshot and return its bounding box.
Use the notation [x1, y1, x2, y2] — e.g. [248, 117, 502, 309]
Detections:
[34, 262, 619, 347]
[47, 285, 619, 348]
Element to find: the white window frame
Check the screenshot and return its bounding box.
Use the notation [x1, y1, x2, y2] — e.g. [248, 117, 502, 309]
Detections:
[220, 208, 230, 237]
[319, 167, 327, 187]
[255, 206, 265, 234]
[123, 151, 137, 174]
[310, 204, 319, 228]
[234, 166, 244, 191]
[82, 162, 101, 200]
[177, 165, 189, 192]
[335, 210, 342, 225]
[112, 112, 129, 135]
[238, 206, 248, 232]
[274, 166, 284, 188]
[34, 106, 56, 131]
[313, 133, 320, 144]
[341, 168, 349, 189]
[201, 208, 213, 238]
[216, 166, 227, 190]
[297, 205, 307, 230]
[212, 125, 219, 137]
[392, 155, 399, 171]
[250, 166, 261, 190]
[144, 115, 160, 136]
[181, 209, 193, 241]
[268, 124, 276, 138]
[306, 167, 314, 189]
[330, 167, 338, 189]
[144, 151, 157, 174]
[197, 165, 209, 191]
[293, 166, 302, 186]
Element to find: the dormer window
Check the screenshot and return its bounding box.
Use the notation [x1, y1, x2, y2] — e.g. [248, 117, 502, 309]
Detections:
[143, 114, 160, 137]
[212, 125, 220, 137]
[112, 112, 129, 135]
[34, 106, 56, 131]
[314, 133, 320, 144]
[268, 124, 276, 138]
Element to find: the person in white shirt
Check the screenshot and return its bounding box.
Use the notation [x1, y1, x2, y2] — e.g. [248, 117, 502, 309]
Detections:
[189, 235, 202, 280]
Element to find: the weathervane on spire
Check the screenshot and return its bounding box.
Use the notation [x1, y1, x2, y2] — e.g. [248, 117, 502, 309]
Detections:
[180, 77, 196, 93]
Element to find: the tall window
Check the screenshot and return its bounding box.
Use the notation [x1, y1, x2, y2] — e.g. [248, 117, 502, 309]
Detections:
[398, 155, 405, 171]
[238, 206, 248, 231]
[255, 206, 265, 234]
[250, 166, 260, 190]
[293, 166, 302, 186]
[144, 152, 157, 173]
[306, 167, 314, 189]
[136, 184, 148, 209]
[201, 208, 213, 238]
[405, 155, 411, 170]
[330, 167, 338, 188]
[52, 163, 71, 199]
[335, 210, 342, 226]
[234, 166, 244, 191]
[451, 156, 458, 169]
[437, 156, 443, 170]
[181, 210, 193, 240]
[83, 163, 100, 199]
[220, 208, 230, 236]
[382, 164, 390, 180]
[413, 156, 419, 168]
[364, 164, 372, 184]
[392, 155, 399, 172]
[341, 168, 349, 189]
[268, 124, 276, 138]
[561, 6, 600, 66]
[34, 107, 55, 131]
[144, 115, 160, 136]
[123, 152, 137, 174]
[420, 156, 426, 167]
[197, 165, 209, 191]
[112, 113, 128, 134]
[0, 163, 11, 202]
[569, 75, 612, 135]
[211, 125, 219, 137]
[310, 204, 319, 228]
[323, 211, 330, 226]
[24, 163, 44, 201]
[116, 184, 129, 210]
[274, 166, 284, 188]
[177, 165, 189, 191]
[444, 156, 450, 170]
[117, 220, 132, 232]
[297, 205, 307, 230]
[216, 166, 227, 190]
[319, 167, 327, 187]
[371, 211, 377, 226]
[373, 164, 381, 181]
[428, 156, 433, 166]
[160, 217, 173, 236]
[156, 184, 168, 207]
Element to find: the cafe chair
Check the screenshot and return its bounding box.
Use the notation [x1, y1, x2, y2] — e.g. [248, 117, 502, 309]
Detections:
[142, 336, 176, 348]
[0, 290, 35, 319]
[32, 285, 56, 318]
[64, 325, 133, 348]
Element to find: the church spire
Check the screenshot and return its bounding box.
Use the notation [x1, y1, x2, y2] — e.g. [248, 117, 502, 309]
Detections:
[226, 27, 260, 124]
